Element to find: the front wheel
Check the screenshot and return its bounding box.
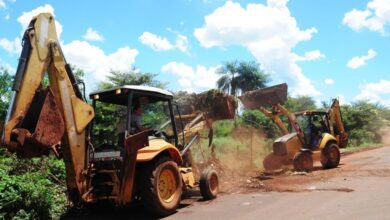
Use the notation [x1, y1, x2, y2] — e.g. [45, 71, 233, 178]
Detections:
[293, 151, 313, 172]
[200, 168, 219, 200]
[141, 157, 182, 217]
[321, 142, 340, 169]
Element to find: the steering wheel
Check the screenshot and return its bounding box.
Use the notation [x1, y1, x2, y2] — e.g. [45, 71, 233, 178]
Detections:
[142, 123, 152, 129]
[153, 129, 169, 139]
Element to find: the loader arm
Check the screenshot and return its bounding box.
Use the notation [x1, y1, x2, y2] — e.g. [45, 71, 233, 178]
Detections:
[328, 98, 348, 148]
[2, 13, 94, 202]
[259, 106, 289, 135]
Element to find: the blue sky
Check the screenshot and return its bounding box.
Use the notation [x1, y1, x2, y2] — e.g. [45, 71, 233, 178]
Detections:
[0, 0, 389, 106]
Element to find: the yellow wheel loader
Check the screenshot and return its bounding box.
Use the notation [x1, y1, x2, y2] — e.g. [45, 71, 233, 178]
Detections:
[240, 83, 348, 172]
[2, 13, 234, 216]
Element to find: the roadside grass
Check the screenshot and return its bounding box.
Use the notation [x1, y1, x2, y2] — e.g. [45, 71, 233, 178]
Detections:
[342, 142, 384, 155]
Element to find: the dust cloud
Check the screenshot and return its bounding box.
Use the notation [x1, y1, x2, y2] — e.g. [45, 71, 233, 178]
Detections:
[192, 126, 272, 193]
[379, 126, 390, 145]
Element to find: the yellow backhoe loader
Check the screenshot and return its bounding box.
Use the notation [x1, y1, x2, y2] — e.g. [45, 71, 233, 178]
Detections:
[239, 83, 348, 172]
[1, 13, 235, 216]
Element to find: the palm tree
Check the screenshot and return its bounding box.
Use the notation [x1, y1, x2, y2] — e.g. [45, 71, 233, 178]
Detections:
[217, 60, 269, 95]
[217, 60, 239, 95]
[235, 61, 269, 93]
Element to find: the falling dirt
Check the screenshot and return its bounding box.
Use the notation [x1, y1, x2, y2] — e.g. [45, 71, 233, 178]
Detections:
[192, 126, 274, 194]
[379, 126, 390, 145]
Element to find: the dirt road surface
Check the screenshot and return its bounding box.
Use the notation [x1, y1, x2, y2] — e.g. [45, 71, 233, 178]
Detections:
[166, 146, 390, 220]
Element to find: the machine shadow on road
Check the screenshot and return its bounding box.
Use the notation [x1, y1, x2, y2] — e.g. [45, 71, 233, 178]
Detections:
[61, 190, 204, 220]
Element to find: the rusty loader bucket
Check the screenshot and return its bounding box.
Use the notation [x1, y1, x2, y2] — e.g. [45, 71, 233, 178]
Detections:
[239, 83, 288, 109]
[7, 88, 65, 157]
[194, 89, 237, 121]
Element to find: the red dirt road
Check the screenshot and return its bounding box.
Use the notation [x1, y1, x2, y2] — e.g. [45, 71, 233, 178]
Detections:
[167, 146, 390, 220]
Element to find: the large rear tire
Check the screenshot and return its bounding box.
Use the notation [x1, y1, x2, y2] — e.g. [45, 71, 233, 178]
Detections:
[321, 142, 340, 169]
[141, 157, 182, 217]
[293, 151, 313, 172]
[200, 168, 219, 200]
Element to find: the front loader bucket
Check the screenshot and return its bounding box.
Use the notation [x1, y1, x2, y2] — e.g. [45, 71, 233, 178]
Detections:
[9, 88, 65, 157]
[194, 89, 236, 121]
[239, 83, 288, 109]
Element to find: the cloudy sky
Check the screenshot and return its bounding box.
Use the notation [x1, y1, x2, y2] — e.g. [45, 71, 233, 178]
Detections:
[0, 0, 389, 106]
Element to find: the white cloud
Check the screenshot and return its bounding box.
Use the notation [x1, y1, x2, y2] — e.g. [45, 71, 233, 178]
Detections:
[62, 40, 139, 85]
[0, 37, 21, 54]
[295, 50, 325, 62]
[0, 0, 5, 8]
[194, 0, 320, 96]
[175, 34, 189, 54]
[139, 32, 174, 51]
[347, 49, 377, 69]
[0, 4, 140, 94]
[0, 4, 62, 55]
[17, 4, 63, 38]
[161, 61, 220, 92]
[139, 32, 190, 54]
[324, 78, 334, 85]
[83, 27, 104, 41]
[336, 94, 349, 106]
[343, 0, 390, 35]
[0, 58, 16, 73]
[355, 80, 390, 107]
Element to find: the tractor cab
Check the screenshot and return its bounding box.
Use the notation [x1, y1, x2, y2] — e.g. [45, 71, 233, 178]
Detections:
[295, 111, 330, 149]
[89, 85, 181, 151]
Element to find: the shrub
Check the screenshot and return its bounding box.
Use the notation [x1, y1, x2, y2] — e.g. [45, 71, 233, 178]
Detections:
[0, 149, 67, 219]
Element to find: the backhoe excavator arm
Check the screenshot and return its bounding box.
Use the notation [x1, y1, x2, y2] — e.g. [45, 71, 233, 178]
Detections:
[328, 98, 348, 148]
[2, 13, 94, 203]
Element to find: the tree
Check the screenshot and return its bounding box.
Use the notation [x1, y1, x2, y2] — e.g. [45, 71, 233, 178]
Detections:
[217, 61, 269, 96]
[341, 101, 385, 145]
[285, 96, 317, 112]
[0, 68, 14, 121]
[98, 70, 166, 90]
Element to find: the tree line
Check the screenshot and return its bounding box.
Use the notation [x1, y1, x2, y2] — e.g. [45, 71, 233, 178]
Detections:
[0, 61, 389, 146]
[0, 61, 388, 218]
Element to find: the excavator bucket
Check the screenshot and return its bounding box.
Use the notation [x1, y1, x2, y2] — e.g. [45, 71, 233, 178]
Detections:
[9, 88, 65, 157]
[239, 83, 288, 109]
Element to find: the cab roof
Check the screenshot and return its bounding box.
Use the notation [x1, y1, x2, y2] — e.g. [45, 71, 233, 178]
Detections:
[90, 85, 172, 97]
[89, 85, 173, 105]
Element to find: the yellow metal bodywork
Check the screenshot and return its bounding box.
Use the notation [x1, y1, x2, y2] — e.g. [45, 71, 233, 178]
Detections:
[159, 169, 178, 202]
[180, 167, 196, 188]
[319, 133, 337, 150]
[284, 135, 303, 159]
[137, 138, 183, 165]
[259, 107, 289, 135]
[71, 96, 94, 133]
[328, 99, 348, 148]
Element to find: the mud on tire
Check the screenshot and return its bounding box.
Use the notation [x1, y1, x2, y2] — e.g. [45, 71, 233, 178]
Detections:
[321, 142, 340, 169]
[140, 156, 182, 217]
[199, 168, 219, 200]
[293, 151, 313, 172]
